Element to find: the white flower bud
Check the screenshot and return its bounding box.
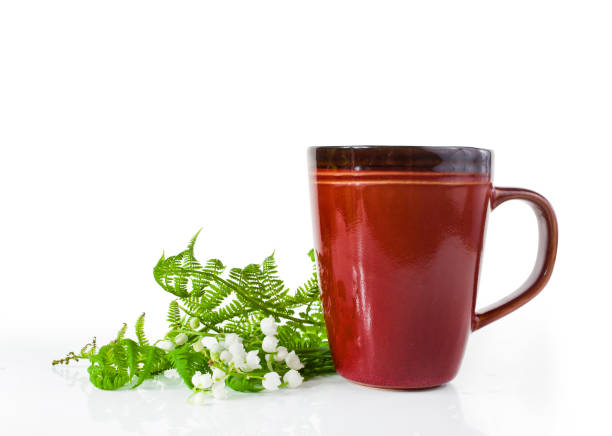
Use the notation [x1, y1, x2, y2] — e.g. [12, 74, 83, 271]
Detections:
[260, 316, 278, 336]
[157, 340, 175, 352]
[285, 351, 304, 370]
[283, 369, 303, 388]
[192, 372, 213, 389]
[262, 335, 279, 353]
[191, 392, 206, 406]
[192, 340, 204, 353]
[189, 318, 200, 329]
[220, 350, 233, 362]
[164, 368, 179, 378]
[274, 346, 288, 362]
[201, 337, 223, 353]
[174, 333, 188, 346]
[229, 342, 246, 360]
[212, 380, 228, 399]
[262, 372, 281, 391]
[212, 367, 226, 381]
[224, 333, 242, 346]
[246, 350, 262, 371]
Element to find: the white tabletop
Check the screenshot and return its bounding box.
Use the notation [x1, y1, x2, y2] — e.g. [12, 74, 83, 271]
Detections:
[1, 319, 600, 436]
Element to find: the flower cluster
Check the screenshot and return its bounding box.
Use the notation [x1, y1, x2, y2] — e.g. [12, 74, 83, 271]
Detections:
[184, 316, 304, 405]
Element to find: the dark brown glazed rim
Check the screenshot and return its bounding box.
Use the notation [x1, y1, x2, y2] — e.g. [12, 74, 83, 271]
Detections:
[309, 146, 492, 174]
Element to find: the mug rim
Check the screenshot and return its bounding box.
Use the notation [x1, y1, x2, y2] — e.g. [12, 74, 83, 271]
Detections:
[309, 145, 492, 153]
[309, 145, 493, 174]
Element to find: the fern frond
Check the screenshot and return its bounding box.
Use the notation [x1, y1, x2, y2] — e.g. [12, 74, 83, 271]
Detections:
[166, 348, 209, 389]
[167, 300, 180, 329]
[58, 233, 335, 395]
[135, 313, 148, 346]
[116, 323, 127, 341]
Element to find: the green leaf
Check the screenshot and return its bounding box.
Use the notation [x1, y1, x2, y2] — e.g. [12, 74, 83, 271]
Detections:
[226, 373, 264, 393]
[116, 323, 127, 341]
[122, 338, 139, 379]
[167, 348, 209, 389]
[132, 346, 167, 388]
[135, 313, 148, 346]
[167, 301, 180, 329]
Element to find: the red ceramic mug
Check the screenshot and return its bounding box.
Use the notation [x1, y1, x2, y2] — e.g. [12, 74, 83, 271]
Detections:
[308, 146, 558, 389]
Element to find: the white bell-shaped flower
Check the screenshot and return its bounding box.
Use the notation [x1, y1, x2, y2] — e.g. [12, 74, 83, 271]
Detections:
[260, 316, 278, 336]
[211, 367, 226, 381]
[245, 350, 262, 370]
[224, 333, 242, 346]
[191, 391, 206, 406]
[228, 342, 247, 369]
[157, 340, 175, 352]
[262, 372, 281, 391]
[189, 318, 200, 329]
[220, 350, 233, 362]
[274, 346, 288, 362]
[192, 340, 204, 353]
[174, 333, 188, 346]
[212, 380, 228, 399]
[262, 335, 279, 353]
[192, 371, 213, 389]
[164, 368, 179, 378]
[229, 342, 246, 360]
[285, 351, 304, 370]
[283, 369, 303, 388]
[201, 336, 223, 354]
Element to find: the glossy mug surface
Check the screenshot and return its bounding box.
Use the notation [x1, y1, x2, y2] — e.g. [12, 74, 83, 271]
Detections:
[308, 146, 558, 389]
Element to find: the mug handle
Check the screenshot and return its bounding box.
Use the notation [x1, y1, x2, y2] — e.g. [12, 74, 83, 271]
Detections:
[472, 187, 559, 331]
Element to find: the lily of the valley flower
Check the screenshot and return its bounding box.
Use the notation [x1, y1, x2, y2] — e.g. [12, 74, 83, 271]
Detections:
[192, 372, 213, 389]
[191, 391, 206, 405]
[260, 316, 278, 336]
[285, 351, 304, 370]
[174, 333, 188, 346]
[229, 342, 246, 360]
[273, 346, 288, 362]
[262, 335, 279, 353]
[189, 318, 200, 329]
[164, 368, 179, 378]
[212, 367, 226, 381]
[201, 336, 223, 353]
[245, 350, 262, 370]
[212, 380, 228, 399]
[157, 340, 175, 352]
[192, 340, 204, 353]
[283, 369, 303, 388]
[224, 333, 242, 346]
[229, 342, 249, 370]
[220, 350, 233, 362]
[262, 372, 281, 391]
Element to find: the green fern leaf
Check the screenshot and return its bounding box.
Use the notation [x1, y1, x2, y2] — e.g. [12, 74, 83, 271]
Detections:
[135, 313, 148, 346]
[116, 323, 127, 341]
[226, 373, 264, 393]
[167, 300, 180, 329]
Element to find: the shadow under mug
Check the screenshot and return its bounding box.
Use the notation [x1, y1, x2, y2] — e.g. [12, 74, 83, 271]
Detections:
[308, 146, 558, 389]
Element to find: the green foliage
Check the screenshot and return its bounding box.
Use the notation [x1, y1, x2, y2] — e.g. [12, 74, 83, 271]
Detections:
[132, 345, 170, 388]
[155, 233, 326, 347]
[69, 315, 172, 391]
[55, 231, 335, 395]
[116, 323, 127, 341]
[167, 300, 181, 330]
[226, 373, 264, 392]
[135, 313, 148, 346]
[167, 348, 209, 389]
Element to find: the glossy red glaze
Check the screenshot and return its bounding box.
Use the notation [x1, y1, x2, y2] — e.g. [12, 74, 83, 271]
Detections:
[309, 157, 558, 389]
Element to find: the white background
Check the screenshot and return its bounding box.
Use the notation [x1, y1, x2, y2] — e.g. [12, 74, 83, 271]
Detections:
[1, 1, 610, 435]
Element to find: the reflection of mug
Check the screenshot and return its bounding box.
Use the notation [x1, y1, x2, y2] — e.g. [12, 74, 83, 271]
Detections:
[308, 146, 558, 389]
